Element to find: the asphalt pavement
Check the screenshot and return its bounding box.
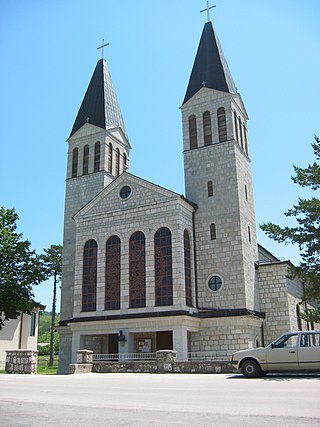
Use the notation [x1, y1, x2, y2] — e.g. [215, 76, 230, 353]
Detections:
[1, 372, 320, 426]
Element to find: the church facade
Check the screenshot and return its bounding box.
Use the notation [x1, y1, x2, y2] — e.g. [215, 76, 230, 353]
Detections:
[58, 21, 308, 373]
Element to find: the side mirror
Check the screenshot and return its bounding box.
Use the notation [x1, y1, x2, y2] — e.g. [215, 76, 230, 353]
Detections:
[270, 343, 275, 349]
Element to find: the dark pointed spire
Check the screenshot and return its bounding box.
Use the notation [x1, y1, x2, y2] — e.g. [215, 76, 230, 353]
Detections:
[70, 59, 127, 138]
[183, 22, 237, 104]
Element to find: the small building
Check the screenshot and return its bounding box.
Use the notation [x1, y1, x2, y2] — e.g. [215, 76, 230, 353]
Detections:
[0, 304, 45, 370]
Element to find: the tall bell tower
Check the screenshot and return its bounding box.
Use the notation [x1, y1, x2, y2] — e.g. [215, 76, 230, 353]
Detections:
[59, 57, 130, 372]
[181, 20, 259, 312]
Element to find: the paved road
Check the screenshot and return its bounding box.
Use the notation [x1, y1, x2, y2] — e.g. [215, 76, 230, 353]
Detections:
[1, 373, 320, 426]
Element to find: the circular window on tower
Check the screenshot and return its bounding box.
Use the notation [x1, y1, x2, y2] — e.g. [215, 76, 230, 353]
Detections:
[208, 274, 223, 292]
[119, 185, 132, 200]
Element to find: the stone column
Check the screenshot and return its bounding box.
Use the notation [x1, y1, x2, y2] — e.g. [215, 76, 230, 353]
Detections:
[69, 349, 93, 374]
[156, 350, 177, 372]
[173, 328, 188, 361]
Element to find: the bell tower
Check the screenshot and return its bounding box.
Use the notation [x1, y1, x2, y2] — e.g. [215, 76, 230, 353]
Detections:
[181, 21, 259, 312]
[59, 57, 130, 372]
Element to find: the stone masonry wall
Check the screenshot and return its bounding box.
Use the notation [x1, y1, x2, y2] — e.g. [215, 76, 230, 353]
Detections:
[5, 350, 38, 374]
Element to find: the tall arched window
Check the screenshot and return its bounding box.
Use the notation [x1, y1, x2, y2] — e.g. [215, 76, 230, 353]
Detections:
[123, 153, 127, 173]
[94, 141, 100, 173]
[129, 231, 146, 308]
[105, 235, 121, 310]
[154, 227, 173, 306]
[116, 148, 120, 176]
[82, 239, 97, 312]
[217, 107, 227, 142]
[203, 111, 212, 145]
[238, 117, 244, 150]
[184, 229, 192, 307]
[71, 147, 78, 178]
[233, 110, 239, 143]
[83, 144, 89, 175]
[208, 181, 213, 197]
[243, 124, 248, 154]
[210, 223, 216, 240]
[108, 143, 113, 174]
[189, 115, 198, 149]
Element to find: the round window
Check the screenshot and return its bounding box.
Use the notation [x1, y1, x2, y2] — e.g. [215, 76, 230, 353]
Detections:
[208, 275, 223, 292]
[120, 185, 131, 200]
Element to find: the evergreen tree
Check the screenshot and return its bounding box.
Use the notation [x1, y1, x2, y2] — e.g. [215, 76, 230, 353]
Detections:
[261, 136, 320, 322]
[0, 207, 46, 330]
[40, 245, 62, 367]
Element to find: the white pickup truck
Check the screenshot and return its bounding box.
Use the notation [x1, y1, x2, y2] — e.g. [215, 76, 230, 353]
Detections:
[230, 330, 320, 377]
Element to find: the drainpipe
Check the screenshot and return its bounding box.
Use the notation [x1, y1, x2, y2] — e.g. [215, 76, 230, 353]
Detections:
[18, 313, 23, 349]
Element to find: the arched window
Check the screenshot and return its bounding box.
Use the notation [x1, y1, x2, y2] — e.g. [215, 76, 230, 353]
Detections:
[189, 115, 198, 150]
[203, 111, 212, 145]
[243, 124, 249, 154]
[83, 144, 89, 175]
[217, 107, 227, 142]
[105, 235, 121, 310]
[233, 110, 239, 143]
[208, 181, 213, 197]
[71, 147, 78, 178]
[94, 141, 100, 173]
[238, 117, 244, 150]
[129, 231, 146, 308]
[82, 239, 97, 312]
[123, 153, 127, 173]
[154, 227, 173, 306]
[184, 229, 192, 307]
[116, 148, 120, 176]
[210, 223, 216, 240]
[108, 143, 113, 174]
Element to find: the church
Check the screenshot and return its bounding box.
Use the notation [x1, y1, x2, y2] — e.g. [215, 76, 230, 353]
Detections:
[58, 17, 309, 373]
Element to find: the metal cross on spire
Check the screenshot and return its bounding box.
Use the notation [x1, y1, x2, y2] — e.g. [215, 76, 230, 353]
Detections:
[97, 39, 109, 60]
[200, 1, 216, 22]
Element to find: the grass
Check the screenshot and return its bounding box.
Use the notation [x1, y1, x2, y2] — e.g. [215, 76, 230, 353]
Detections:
[37, 355, 59, 374]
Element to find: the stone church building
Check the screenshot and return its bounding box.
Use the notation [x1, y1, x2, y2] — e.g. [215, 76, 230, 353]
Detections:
[58, 20, 308, 373]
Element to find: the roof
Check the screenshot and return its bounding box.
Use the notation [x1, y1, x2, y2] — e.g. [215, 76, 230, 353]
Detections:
[70, 59, 127, 138]
[183, 21, 237, 104]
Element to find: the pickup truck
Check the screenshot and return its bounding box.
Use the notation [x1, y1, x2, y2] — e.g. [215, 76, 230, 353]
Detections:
[230, 330, 320, 377]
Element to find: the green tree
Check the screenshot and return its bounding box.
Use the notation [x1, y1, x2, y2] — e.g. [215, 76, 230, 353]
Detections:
[261, 136, 320, 322]
[0, 206, 46, 330]
[40, 245, 62, 367]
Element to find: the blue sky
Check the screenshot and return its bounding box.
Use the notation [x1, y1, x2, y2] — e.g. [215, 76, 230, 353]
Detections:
[0, 0, 319, 310]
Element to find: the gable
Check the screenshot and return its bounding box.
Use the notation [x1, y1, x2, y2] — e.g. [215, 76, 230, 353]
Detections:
[74, 173, 193, 222]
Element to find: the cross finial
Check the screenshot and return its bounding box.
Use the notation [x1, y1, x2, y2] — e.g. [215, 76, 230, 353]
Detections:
[200, 1, 216, 22]
[97, 39, 109, 60]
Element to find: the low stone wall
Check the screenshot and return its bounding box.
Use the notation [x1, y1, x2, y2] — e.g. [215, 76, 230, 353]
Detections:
[5, 350, 38, 374]
[93, 350, 234, 374]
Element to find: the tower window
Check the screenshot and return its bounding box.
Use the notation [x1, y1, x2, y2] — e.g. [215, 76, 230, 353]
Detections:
[116, 148, 120, 176]
[217, 107, 227, 142]
[108, 143, 113, 174]
[243, 124, 249, 154]
[238, 117, 244, 150]
[245, 184, 248, 201]
[129, 231, 146, 308]
[71, 147, 78, 178]
[208, 275, 223, 292]
[248, 226, 251, 243]
[83, 145, 89, 175]
[189, 115, 198, 149]
[184, 229, 192, 307]
[203, 111, 212, 145]
[207, 181, 213, 197]
[123, 153, 127, 173]
[210, 223, 216, 240]
[154, 227, 173, 306]
[105, 235, 121, 310]
[82, 239, 97, 312]
[233, 110, 239, 143]
[94, 141, 100, 173]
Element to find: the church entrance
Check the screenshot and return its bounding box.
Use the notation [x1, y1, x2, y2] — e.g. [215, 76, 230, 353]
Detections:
[156, 331, 173, 350]
[108, 334, 118, 354]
